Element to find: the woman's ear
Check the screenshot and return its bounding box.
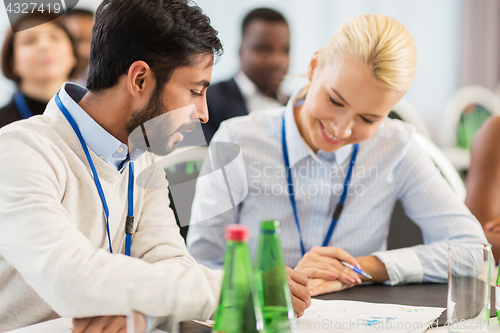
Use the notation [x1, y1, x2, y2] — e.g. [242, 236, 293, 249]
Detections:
[307, 49, 321, 82]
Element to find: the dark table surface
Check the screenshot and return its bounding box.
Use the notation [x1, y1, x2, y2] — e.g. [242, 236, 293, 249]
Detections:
[180, 283, 496, 332]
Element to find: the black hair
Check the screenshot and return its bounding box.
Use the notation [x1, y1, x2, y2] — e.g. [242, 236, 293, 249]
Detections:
[86, 0, 222, 93]
[241, 7, 288, 36]
[65, 8, 95, 18]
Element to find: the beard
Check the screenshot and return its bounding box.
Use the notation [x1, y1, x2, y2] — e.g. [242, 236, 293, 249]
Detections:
[125, 87, 188, 157]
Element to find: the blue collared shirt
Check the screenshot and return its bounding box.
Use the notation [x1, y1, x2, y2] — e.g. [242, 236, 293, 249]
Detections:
[186, 91, 487, 285]
[58, 83, 143, 171]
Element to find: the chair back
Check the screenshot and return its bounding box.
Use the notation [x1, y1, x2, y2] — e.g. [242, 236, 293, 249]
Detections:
[389, 98, 432, 139]
[162, 146, 209, 241]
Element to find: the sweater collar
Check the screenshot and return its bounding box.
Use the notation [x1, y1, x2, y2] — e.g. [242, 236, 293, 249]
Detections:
[57, 83, 143, 171]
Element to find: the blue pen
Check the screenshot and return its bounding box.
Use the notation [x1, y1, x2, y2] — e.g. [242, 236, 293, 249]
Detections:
[341, 261, 372, 280]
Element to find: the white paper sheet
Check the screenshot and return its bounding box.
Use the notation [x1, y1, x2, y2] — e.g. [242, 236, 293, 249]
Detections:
[292, 299, 445, 333]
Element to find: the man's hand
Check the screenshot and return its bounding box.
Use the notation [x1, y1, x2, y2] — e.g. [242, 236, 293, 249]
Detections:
[485, 217, 500, 233]
[73, 313, 147, 333]
[295, 247, 362, 285]
[308, 278, 355, 296]
[285, 266, 311, 318]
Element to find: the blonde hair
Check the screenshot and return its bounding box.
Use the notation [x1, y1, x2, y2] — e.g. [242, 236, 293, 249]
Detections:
[319, 14, 417, 92]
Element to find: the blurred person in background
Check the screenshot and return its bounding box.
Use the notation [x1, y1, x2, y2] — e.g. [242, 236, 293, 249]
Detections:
[201, 7, 290, 143]
[0, 13, 77, 128]
[465, 116, 500, 262]
[64, 8, 94, 86]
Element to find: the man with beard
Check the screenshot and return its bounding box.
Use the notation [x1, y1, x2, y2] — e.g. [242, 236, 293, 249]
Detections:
[0, 0, 311, 332]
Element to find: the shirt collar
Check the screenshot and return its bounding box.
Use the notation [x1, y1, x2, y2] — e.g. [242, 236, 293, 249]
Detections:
[234, 70, 259, 98]
[332, 144, 354, 166]
[283, 90, 354, 167]
[58, 82, 142, 171]
[234, 70, 287, 103]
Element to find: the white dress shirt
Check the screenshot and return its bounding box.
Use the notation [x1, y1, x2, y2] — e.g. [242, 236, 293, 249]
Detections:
[186, 92, 487, 285]
[234, 70, 287, 112]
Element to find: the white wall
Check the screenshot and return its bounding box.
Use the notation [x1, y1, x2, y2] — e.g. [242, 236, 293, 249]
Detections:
[0, 0, 463, 139]
[196, 0, 464, 138]
[73, 0, 101, 11]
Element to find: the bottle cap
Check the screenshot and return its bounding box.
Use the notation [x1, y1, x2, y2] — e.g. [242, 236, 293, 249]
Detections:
[260, 220, 280, 233]
[225, 224, 250, 241]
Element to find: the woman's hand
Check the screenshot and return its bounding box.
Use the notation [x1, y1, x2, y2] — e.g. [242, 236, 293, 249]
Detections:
[484, 217, 500, 233]
[285, 266, 311, 318]
[73, 313, 146, 333]
[308, 278, 355, 296]
[295, 246, 363, 286]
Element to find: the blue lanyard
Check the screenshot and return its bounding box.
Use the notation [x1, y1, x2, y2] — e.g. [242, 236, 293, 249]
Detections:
[281, 112, 359, 256]
[55, 92, 135, 256]
[14, 92, 34, 119]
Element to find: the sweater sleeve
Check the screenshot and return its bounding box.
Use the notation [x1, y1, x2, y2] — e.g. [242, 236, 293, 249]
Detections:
[0, 128, 221, 321]
[131, 153, 223, 320]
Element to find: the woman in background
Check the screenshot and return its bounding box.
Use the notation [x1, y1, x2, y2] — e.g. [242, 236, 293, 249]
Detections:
[0, 13, 77, 128]
[187, 14, 487, 296]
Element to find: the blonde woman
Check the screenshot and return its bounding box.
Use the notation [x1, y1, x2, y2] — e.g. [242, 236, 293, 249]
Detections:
[187, 14, 486, 297]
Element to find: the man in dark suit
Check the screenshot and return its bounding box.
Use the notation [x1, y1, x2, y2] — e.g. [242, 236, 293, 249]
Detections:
[202, 7, 290, 143]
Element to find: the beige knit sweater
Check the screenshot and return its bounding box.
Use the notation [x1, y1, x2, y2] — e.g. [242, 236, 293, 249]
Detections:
[0, 97, 222, 332]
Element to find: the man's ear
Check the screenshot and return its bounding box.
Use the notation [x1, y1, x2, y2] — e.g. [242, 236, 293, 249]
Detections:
[307, 49, 322, 82]
[127, 61, 153, 97]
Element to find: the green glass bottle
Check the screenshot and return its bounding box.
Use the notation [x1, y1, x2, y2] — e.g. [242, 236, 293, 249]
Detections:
[496, 264, 500, 323]
[255, 220, 294, 333]
[213, 225, 264, 333]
